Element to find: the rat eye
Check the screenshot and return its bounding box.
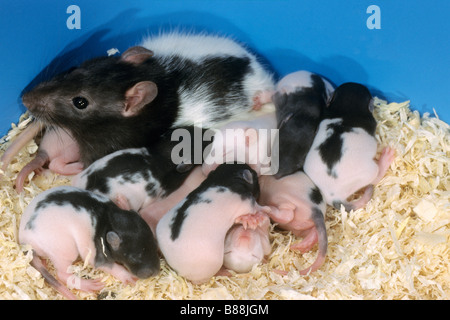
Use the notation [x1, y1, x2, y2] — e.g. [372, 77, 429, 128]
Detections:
[72, 96, 89, 109]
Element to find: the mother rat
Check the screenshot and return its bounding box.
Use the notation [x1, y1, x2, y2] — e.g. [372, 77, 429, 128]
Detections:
[21, 32, 275, 166]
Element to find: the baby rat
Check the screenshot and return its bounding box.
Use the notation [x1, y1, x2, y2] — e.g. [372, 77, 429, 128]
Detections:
[1, 120, 42, 173]
[1, 121, 82, 192]
[202, 111, 277, 177]
[139, 166, 207, 233]
[303, 82, 395, 211]
[19, 186, 160, 300]
[272, 70, 334, 178]
[259, 171, 327, 275]
[15, 125, 82, 192]
[223, 214, 271, 274]
[156, 163, 270, 284]
[21, 32, 275, 167]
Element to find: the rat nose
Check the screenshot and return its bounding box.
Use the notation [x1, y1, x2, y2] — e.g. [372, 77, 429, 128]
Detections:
[21, 91, 46, 111]
[21, 91, 34, 108]
[136, 266, 160, 279]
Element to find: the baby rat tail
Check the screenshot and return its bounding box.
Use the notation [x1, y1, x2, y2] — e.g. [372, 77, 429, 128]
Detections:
[30, 252, 78, 300]
[333, 184, 374, 212]
[1, 120, 41, 172]
[299, 206, 328, 275]
[15, 150, 50, 193]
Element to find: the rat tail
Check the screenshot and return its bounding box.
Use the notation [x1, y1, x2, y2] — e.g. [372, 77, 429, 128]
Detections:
[15, 151, 49, 193]
[1, 120, 41, 172]
[299, 206, 328, 275]
[30, 252, 78, 300]
[333, 184, 374, 212]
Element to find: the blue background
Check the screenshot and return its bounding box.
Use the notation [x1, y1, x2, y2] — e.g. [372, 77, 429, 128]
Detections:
[1, 0, 449, 136]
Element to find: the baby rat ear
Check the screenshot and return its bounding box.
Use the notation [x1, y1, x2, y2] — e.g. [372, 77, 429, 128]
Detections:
[106, 231, 122, 251]
[123, 81, 158, 117]
[121, 46, 154, 64]
[242, 169, 254, 185]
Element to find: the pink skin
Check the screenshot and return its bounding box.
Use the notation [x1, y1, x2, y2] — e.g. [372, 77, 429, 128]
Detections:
[252, 71, 335, 111]
[1, 121, 42, 172]
[304, 117, 396, 211]
[14, 126, 82, 192]
[252, 90, 274, 110]
[223, 214, 271, 273]
[139, 166, 207, 234]
[202, 112, 277, 176]
[338, 147, 395, 211]
[156, 187, 270, 284]
[337, 146, 396, 210]
[19, 189, 139, 300]
[259, 171, 327, 275]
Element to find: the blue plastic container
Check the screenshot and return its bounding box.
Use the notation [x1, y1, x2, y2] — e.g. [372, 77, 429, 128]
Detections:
[1, 0, 449, 136]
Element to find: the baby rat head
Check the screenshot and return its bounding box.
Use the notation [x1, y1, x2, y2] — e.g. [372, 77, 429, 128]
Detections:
[21, 47, 158, 129]
[208, 163, 261, 200]
[326, 82, 373, 118]
[103, 206, 160, 279]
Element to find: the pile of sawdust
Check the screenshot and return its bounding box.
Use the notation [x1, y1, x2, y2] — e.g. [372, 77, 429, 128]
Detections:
[0, 98, 448, 300]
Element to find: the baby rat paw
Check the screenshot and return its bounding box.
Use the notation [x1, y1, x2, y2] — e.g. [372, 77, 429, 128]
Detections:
[252, 90, 274, 110]
[235, 212, 268, 230]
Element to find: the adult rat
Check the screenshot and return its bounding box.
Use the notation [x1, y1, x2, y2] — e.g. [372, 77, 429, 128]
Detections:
[21, 32, 275, 167]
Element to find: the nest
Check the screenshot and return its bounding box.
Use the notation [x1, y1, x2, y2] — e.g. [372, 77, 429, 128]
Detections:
[0, 98, 448, 300]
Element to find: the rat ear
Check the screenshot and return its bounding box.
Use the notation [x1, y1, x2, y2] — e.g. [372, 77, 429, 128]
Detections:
[123, 81, 158, 117]
[242, 169, 254, 185]
[106, 231, 122, 251]
[326, 90, 337, 107]
[121, 46, 154, 64]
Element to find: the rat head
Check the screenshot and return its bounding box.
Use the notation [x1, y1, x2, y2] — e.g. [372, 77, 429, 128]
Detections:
[326, 82, 373, 118]
[208, 163, 260, 200]
[21, 46, 159, 129]
[273, 91, 324, 179]
[104, 208, 160, 279]
[223, 225, 264, 273]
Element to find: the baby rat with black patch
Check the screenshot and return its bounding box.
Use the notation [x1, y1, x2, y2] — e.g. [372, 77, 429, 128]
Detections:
[19, 186, 160, 300]
[21, 32, 275, 167]
[156, 163, 270, 284]
[303, 82, 395, 211]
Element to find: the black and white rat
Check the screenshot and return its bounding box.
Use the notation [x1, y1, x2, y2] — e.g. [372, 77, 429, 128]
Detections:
[303, 82, 395, 211]
[272, 70, 334, 178]
[21, 32, 275, 166]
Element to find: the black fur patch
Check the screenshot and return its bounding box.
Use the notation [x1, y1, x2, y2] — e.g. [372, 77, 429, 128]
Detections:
[309, 187, 323, 205]
[169, 193, 213, 241]
[317, 120, 354, 178]
[171, 55, 252, 123]
[274, 74, 327, 178]
[84, 151, 159, 198]
[169, 163, 259, 241]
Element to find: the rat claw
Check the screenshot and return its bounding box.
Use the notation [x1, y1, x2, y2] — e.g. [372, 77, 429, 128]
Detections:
[235, 212, 268, 230]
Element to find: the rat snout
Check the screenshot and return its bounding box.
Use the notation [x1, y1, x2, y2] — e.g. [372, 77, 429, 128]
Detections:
[21, 91, 35, 109]
[235, 230, 254, 249]
[21, 90, 49, 112]
[135, 265, 160, 279]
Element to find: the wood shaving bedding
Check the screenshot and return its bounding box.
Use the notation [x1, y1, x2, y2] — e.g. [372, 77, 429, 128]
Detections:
[0, 98, 448, 300]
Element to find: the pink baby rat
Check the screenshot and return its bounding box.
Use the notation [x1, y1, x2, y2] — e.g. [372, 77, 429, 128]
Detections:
[259, 171, 327, 275]
[223, 214, 271, 273]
